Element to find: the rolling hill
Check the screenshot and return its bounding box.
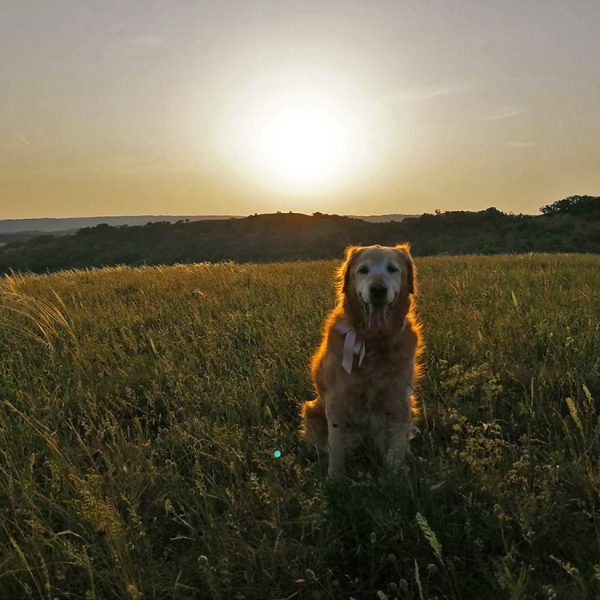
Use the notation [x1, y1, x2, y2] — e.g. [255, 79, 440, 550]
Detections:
[0, 197, 599, 274]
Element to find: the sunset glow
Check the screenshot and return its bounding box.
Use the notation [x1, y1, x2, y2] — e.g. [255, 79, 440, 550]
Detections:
[215, 70, 386, 196]
[1, 2, 599, 218]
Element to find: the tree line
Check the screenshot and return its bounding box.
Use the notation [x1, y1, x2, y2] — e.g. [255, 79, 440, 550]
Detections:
[0, 196, 598, 274]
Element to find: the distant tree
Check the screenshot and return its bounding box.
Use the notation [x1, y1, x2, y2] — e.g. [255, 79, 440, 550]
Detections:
[540, 195, 600, 215]
[1, 207, 600, 275]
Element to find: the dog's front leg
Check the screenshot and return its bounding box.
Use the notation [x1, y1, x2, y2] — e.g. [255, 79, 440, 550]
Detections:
[385, 378, 416, 472]
[385, 420, 412, 473]
[326, 412, 346, 480]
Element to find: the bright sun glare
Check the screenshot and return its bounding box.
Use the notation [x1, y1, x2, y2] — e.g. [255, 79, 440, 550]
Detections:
[255, 103, 350, 190]
[216, 69, 388, 197]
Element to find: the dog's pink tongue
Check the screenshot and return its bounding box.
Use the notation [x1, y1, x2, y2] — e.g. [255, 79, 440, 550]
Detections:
[368, 311, 383, 333]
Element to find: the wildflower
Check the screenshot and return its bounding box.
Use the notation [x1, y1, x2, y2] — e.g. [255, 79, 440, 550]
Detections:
[304, 569, 317, 582]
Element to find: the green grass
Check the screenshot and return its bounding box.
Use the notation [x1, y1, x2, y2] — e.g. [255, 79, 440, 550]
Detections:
[0, 254, 599, 599]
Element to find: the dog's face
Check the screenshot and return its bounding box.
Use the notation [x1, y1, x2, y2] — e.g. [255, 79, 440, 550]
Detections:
[339, 244, 415, 334]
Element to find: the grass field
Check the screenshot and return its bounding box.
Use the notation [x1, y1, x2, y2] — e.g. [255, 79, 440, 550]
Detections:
[1, 254, 599, 599]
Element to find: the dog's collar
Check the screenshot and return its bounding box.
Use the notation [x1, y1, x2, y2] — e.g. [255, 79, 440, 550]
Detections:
[334, 319, 366, 375]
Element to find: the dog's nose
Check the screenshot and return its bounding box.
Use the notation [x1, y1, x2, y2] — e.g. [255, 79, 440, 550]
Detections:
[369, 283, 388, 304]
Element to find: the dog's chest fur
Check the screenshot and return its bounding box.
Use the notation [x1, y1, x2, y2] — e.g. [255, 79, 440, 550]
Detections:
[335, 328, 416, 426]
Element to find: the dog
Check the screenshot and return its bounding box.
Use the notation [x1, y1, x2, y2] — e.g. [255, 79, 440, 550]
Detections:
[300, 244, 422, 479]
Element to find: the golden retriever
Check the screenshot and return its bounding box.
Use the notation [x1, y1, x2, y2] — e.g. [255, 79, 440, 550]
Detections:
[300, 244, 422, 479]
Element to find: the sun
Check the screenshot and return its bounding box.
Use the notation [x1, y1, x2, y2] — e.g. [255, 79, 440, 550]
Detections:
[253, 102, 353, 192]
[215, 69, 386, 197]
[255, 104, 345, 188]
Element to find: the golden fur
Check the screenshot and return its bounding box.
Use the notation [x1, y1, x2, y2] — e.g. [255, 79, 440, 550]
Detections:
[300, 244, 423, 478]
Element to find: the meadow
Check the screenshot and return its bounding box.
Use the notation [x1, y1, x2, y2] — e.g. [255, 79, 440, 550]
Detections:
[0, 254, 599, 599]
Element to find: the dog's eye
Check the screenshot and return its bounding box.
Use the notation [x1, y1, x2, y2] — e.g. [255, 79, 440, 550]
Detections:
[387, 264, 399, 273]
[357, 266, 369, 275]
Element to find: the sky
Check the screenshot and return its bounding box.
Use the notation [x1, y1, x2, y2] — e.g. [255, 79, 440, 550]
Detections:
[1, 0, 599, 219]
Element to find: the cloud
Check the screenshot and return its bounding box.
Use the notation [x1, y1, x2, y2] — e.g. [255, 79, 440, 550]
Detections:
[110, 35, 166, 55]
[15, 133, 32, 146]
[383, 84, 466, 103]
[126, 35, 166, 48]
[507, 140, 539, 148]
[483, 106, 528, 121]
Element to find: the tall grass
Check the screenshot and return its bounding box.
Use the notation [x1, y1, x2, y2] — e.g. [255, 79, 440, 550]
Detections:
[0, 254, 599, 598]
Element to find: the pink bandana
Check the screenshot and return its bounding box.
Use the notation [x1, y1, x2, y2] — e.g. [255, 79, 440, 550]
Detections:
[334, 320, 366, 375]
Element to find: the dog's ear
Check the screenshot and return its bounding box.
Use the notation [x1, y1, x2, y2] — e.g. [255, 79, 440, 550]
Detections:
[395, 243, 415, 295]
[337, 245, 361, 296]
